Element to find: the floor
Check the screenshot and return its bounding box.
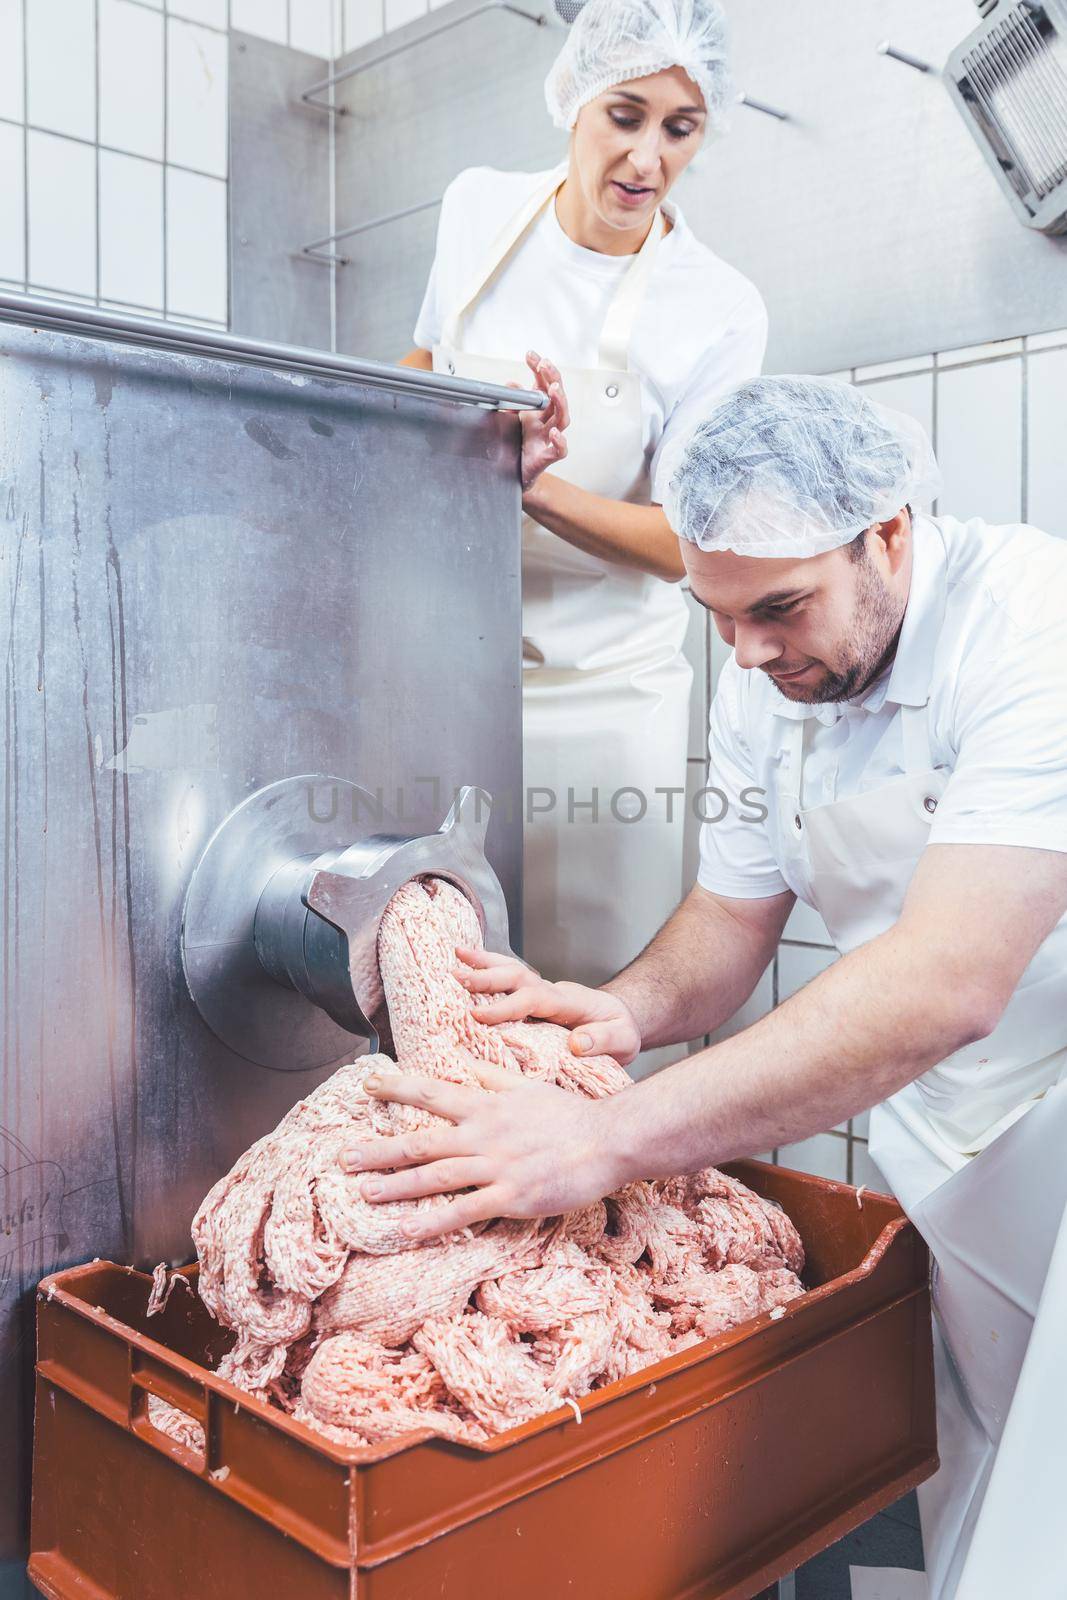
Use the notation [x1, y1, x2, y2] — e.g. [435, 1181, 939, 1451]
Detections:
[795, 1492, 924, 1599]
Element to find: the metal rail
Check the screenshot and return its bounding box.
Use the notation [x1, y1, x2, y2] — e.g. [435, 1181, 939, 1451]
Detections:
[302, 196, 443, 265]
[301, 0, 550, 114]
[0, 292, 547, 412]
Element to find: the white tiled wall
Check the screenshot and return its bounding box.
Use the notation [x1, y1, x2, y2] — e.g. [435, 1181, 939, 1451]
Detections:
[1026, 344, 1067, 539]
[339, 0, 424, 51]
[684, 328, 1067, 1187]
[2, 0, 229, 323]
[937, 352, 1024, 524]
[99, 0, 165, 162]
[99, 147, 165, 307]
[0, 0, 438, 325]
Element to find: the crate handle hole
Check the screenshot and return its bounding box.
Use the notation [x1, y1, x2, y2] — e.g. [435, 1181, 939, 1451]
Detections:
[135, 1392, 208, 1471]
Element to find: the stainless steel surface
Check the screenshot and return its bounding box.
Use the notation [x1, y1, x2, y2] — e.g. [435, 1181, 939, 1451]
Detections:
[302, 198, 443, 266]
[180, 776, 371, 1072]
[301, 0, 551, 112]
[0, 291, 546, 412]
[0, 317, 522, 1578]
[945, 0, 1067, 235]
[183, 779, 515, 1064]
[877, 39, 936, 71]
[229, 34, 332, 349]
[329, 0, 1067, 372]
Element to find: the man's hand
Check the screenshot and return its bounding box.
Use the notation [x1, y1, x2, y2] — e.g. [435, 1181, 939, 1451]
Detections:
[517, 351, 569, 492]
[338, 1061, 621, 1241]
[455, 945, 643, 1065]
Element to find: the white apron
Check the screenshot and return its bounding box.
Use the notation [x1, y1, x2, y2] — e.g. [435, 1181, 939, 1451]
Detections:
[434, 167, 691, 987]
[776, 697, 1067, 1600]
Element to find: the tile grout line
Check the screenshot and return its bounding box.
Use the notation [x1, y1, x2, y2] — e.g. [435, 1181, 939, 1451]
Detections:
[0, 117, 228, 188]
[329, 0, 338, 352]
[162, 3, 169, 315]
[1020, 337, 1030, 525]
[134, 0, 228, 34]
[931, 351, 941, 517]
[20, 0, 28, 291]
[224, 0, 231, 327]
[925, 348, 1025, 373]
[94, 0, 101, 306]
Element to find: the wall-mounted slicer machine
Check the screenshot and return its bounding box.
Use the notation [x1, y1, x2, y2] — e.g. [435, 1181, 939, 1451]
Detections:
[946, 0, 1067, 233]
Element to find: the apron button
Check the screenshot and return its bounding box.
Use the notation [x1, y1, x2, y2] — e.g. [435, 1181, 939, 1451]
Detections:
[923, 795, 938, 814]
[605, 383, 619, 399]
[794, 813, 802, 830]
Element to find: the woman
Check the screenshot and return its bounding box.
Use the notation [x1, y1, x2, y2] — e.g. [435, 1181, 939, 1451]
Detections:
[403, 0, 767, 992]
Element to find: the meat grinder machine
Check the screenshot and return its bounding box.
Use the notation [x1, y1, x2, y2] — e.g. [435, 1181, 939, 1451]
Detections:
[0, 294, 532, 1592]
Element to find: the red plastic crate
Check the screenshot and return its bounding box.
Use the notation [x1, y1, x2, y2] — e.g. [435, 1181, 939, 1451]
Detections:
[29, 1161, 936, 1600]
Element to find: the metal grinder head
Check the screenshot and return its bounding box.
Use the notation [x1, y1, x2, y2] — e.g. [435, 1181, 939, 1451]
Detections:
[181, 779, 513, 1069]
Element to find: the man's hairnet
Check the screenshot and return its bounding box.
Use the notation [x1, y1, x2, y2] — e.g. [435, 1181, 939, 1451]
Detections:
[662, 376, 943, 558]
[544, 0, 732, 132]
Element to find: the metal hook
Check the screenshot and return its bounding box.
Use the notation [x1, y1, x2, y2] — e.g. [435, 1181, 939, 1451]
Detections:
[877, 41, 935, 74]
[735, 91, 790, 122]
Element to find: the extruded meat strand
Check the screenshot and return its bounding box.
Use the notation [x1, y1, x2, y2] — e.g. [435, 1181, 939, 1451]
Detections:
[152, 878, 805, 1451]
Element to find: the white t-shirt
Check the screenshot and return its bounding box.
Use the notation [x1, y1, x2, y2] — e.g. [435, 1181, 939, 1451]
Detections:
[697, 514, 1067, 901]
[414, 165, 768, 501]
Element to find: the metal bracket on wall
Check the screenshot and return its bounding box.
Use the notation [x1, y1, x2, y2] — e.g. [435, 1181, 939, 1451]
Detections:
[303, 87, 794, 262]
[877, 40, 937, 74]
[736, 91, 792, 121]
[300, 0, 551, 116]
[301, 196, 443, 266]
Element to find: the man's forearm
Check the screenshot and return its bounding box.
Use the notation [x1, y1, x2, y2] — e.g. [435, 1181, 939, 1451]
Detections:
[602, 888, 785, 1050]
[601, 922, 989, 1182]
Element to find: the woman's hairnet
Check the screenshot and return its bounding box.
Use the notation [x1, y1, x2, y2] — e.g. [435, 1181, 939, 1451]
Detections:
[662, 376, 943, 558]
[544, 0, 732, 132]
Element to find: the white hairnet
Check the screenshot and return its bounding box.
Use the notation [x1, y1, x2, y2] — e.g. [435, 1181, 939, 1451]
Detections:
[545, 0, 732, 132]
[662, 376, 943, 558]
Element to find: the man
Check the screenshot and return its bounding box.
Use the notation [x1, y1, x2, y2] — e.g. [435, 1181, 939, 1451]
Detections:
[342, 376, 1067, 1600]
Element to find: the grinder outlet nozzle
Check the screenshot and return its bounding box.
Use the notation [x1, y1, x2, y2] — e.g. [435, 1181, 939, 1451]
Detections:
[182, 778, 514, 1070]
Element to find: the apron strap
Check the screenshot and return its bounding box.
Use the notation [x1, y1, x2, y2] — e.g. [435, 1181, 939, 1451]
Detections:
[901, 702, 936, 772]
[776, 712, 809, 819]
[597, 209, 664, 371]
[441, 164, 663, 374]
[440, 166, 565, 352]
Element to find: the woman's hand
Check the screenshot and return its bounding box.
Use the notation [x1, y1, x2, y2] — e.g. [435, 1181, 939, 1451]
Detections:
[338, 1060, 622, 1240]
[455, 945, 643, 1066]
[517, 350, 570, 492]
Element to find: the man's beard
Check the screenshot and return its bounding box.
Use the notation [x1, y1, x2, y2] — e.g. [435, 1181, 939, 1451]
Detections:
[771, 558, 904, 705]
